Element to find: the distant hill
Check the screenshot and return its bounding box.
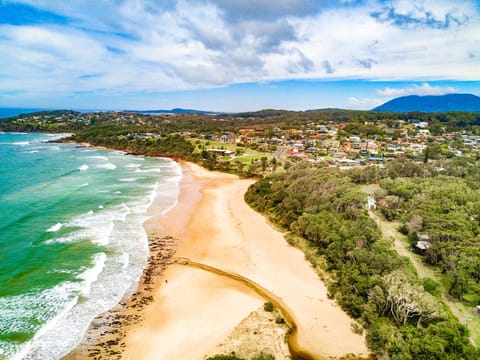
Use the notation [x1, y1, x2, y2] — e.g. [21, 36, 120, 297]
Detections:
[373, 94, 480, 112]
[124, 108, 220, 115]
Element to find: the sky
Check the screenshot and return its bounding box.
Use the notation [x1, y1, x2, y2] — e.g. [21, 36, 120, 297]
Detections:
[0, 0, 479, 112]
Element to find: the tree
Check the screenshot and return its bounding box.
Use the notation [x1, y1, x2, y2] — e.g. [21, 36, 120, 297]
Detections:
[383, 270, 444, 327]
[261, 156, 268, 172]
[406, 214, 423, 233]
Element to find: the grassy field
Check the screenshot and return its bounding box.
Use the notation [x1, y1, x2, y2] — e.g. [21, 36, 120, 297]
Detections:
[192, 138, 274, 164]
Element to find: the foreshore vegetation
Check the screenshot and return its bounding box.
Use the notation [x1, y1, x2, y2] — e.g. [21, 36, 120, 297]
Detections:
[245, 161, 480, 359]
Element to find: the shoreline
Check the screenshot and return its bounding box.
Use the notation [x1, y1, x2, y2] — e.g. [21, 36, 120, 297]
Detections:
[61, 160, 195, 360]
[64, 161, 370, 360]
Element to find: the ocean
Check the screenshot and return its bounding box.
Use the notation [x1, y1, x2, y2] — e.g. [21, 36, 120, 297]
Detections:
[0, 109, 49, 119]
[0, 132, 181, 359]
[0, 108, 112, 119]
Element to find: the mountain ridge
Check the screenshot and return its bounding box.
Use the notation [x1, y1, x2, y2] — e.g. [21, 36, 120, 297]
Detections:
[373, 93, 480, 112]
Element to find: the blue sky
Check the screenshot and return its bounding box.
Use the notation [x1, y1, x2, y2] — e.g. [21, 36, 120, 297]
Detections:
[0, 0, 479, 112]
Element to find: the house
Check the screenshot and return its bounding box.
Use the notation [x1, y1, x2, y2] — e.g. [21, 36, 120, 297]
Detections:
[220, 132, 236, 143]
[417, 129, 430, 137]
[293, 142, 305, 151]
[316, 125, 328, 133]
[414, 234, 431, 255]
[207, 149, 235, 157]
[415, 122, 429, 129]
[366, 195, 376, 210]
[415, 240, 431, 255]
[238, 129, 256, 136]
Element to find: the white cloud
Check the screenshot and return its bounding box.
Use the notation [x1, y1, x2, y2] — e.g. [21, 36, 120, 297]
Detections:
[377, 83, 459, 97]
[0, 0, 479, 104]
[372, 0, 474, 28]
[347, 97, 384, 109]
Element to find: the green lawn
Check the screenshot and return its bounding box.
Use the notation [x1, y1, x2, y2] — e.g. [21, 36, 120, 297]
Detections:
[191, 138, 273, 164]
[193, 139, 239, 151]
[233, 155, 268, 163]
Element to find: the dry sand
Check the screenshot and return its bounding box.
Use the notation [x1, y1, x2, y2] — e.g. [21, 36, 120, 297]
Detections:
[120, 162, 369, 360]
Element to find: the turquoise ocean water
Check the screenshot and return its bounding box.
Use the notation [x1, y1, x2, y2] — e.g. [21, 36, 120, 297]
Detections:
[0, 132, 181, 359]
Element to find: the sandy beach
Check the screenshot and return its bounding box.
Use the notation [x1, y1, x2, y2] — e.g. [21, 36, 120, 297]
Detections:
[124, 162, 368, 360]
[64, 161, 369, 360]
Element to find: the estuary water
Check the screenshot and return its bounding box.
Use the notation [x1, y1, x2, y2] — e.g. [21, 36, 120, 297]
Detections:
[0, 132, 181, 359]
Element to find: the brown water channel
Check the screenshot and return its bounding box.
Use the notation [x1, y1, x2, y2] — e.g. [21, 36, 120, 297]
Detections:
[172, 257, 373, 360]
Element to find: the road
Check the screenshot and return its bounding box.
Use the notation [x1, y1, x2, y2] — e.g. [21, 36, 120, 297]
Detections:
[274, 146, 286, 164]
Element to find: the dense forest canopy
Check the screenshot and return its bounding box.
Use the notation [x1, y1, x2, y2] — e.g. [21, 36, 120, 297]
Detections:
[245, 162, 480, 359]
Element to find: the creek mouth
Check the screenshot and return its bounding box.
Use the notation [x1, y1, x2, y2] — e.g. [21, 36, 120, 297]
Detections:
[172, 257, 369, 360]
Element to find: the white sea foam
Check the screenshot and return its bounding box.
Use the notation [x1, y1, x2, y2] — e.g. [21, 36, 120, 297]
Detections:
[125, 163, 141, 168]
[0, 282, 78, 360]
[78, 253, 107, 297]
[78, 164, 89, 171]
[119, 252, 130, 270]
[44, 237, 72, 245]
[87, 156, 108, 161]
[161, 198, 179, 215]
[134, 167, 161, 173]
[80, 183, 89, 187]
[119, 178, 137, 182]
[96, 163, 116, 170]
[69, 213, 114, 246]
[45, 208, 117, 245]
[22, 204, 151, 359]
[12, 141, 30, 146]
[157, 163, 176, 168]
[46, 223, 62, 232]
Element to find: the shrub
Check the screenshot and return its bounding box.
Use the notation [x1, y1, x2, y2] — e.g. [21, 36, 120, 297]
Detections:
[263, 302, 274, 312]
[206, 355, 243, 360]
[252, 353, 275, 360]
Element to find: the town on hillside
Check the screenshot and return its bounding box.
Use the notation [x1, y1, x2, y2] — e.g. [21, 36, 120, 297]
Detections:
[3, 109, 480, 173]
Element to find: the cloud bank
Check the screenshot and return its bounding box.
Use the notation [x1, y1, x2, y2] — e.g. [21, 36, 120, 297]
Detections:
[0, 0, 478, 105]
[377, 83, 459, 97]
